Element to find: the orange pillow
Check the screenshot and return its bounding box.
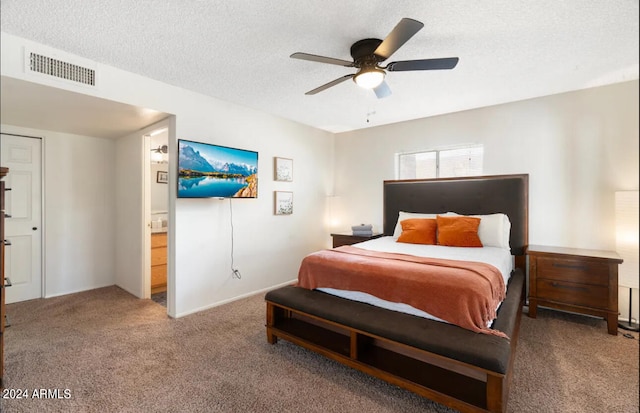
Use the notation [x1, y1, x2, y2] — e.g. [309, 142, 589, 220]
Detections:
[436, 215, 483, 247]
[397, 218, 437, 245]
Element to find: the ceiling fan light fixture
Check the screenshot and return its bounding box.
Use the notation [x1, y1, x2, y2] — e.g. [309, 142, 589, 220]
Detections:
[353, 68, 385, 89]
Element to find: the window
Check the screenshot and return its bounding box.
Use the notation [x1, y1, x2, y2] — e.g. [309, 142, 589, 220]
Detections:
[397, 145, 483, 179]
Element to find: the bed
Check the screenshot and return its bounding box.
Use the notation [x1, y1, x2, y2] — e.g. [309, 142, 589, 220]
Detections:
[265, 174, 528, 413]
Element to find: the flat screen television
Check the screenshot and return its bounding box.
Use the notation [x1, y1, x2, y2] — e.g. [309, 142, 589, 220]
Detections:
[177, 139, 258, 198]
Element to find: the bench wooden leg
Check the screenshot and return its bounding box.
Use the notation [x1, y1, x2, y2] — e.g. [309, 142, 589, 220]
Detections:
[486, 374, 505, 413]
[266, 328, 278, 344]
[266, 302, 278, 344]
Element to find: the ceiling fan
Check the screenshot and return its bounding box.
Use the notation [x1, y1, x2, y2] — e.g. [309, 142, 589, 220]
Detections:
[291, 18, 459, 98]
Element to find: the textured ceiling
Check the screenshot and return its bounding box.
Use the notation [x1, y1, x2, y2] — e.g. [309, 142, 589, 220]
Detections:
[1, 0, 638, 134]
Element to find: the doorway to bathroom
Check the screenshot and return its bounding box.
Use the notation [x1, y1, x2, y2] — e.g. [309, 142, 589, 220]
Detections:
[147, 127, 169, 307]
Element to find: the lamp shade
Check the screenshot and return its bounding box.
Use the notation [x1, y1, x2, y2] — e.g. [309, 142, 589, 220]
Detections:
[616, 191, 639, 289]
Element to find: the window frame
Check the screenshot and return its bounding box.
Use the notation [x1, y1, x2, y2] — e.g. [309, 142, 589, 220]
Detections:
[396, 144, 484, 180]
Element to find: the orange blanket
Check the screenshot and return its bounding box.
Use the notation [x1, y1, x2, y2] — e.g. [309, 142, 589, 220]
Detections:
[297, 246, 508, 338]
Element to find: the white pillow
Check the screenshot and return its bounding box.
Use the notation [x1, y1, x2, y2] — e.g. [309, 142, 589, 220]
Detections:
[448, 212, 511, 249]
[392, 211, 453, 238]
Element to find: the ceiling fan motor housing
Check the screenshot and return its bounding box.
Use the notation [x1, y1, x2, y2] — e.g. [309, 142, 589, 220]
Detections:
[350, 38, 384, 67]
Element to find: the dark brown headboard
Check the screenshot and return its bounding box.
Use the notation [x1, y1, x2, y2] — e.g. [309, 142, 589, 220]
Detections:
[383, 174, 529, 257]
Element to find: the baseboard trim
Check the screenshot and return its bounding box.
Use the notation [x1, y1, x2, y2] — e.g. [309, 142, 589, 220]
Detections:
[173, 279, 297, 318]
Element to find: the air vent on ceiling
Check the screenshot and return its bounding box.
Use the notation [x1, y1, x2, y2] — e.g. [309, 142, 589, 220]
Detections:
[28, 52, 95, 86]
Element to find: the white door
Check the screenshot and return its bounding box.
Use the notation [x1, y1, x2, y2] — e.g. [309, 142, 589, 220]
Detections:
[0, 134, 43, 303]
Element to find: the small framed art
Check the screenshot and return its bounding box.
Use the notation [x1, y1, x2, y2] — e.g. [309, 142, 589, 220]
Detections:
[274, 157, 293, 182]
[157, 171, 168, 184]
[274, 191, 293, 215]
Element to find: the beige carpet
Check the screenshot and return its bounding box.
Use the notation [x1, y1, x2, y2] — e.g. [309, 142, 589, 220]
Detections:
[1, 286, 638, 413]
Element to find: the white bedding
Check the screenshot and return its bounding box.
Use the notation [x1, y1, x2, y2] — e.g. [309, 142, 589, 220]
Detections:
[317, 236, 514, 325]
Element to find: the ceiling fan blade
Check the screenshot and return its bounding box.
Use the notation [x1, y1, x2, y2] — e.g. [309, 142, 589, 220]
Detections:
[291, 52, 354, 67]
[373, 81, 392, 99]
[374, 18, 424, 61]
[386, 57, 459, 72]
[305, 75, 354, 95]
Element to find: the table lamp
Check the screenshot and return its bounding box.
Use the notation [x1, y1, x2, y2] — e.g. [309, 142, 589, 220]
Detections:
[616, 191, 639, 331]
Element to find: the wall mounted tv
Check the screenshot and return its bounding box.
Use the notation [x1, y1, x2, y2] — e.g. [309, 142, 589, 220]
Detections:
[177, 139, 258, 198]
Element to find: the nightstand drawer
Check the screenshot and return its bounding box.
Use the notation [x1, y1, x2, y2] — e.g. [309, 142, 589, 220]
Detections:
[536, 256, 609, 286]
[536, 279, 609, 309]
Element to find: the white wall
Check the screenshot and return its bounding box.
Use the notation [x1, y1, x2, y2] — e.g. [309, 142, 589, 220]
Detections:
[1, 33, 334, 317]
[150, 164, 169, 214]
[150, 129, 169, 214]
[173, 112, 333, 316]
[333, 80, 639, 320]
[0, 124, 117, 297]
[333, 81, 638, 247]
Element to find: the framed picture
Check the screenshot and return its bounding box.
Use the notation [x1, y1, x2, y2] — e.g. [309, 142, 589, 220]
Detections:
[274, 191, 293, 215]
[157, 171, 168, 184]
[274, 157, 293, 182]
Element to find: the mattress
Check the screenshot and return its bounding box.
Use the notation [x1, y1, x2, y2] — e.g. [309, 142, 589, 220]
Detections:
[317, 236, 514, 325]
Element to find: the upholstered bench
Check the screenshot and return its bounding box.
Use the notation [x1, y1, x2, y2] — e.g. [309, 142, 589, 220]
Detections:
[265, 270, 524, 412]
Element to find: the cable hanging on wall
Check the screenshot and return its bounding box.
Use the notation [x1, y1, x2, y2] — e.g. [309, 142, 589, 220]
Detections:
[229, 199, 241, 279]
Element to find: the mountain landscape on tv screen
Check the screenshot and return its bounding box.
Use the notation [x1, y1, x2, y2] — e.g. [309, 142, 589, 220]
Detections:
[179, 144, 257, 177]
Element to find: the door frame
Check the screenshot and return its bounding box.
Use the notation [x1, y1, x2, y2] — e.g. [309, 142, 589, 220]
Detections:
[143, 132, 152, 299]
[141, 118, 174, 316]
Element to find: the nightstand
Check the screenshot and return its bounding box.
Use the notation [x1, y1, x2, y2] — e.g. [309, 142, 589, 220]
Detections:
[331, 232, 383, 248]
[527, 245, 623, 335]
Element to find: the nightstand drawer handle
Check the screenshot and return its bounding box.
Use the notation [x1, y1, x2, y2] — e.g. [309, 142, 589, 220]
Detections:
[550, 282, 588, 292]
[552, 263, 588, 271]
